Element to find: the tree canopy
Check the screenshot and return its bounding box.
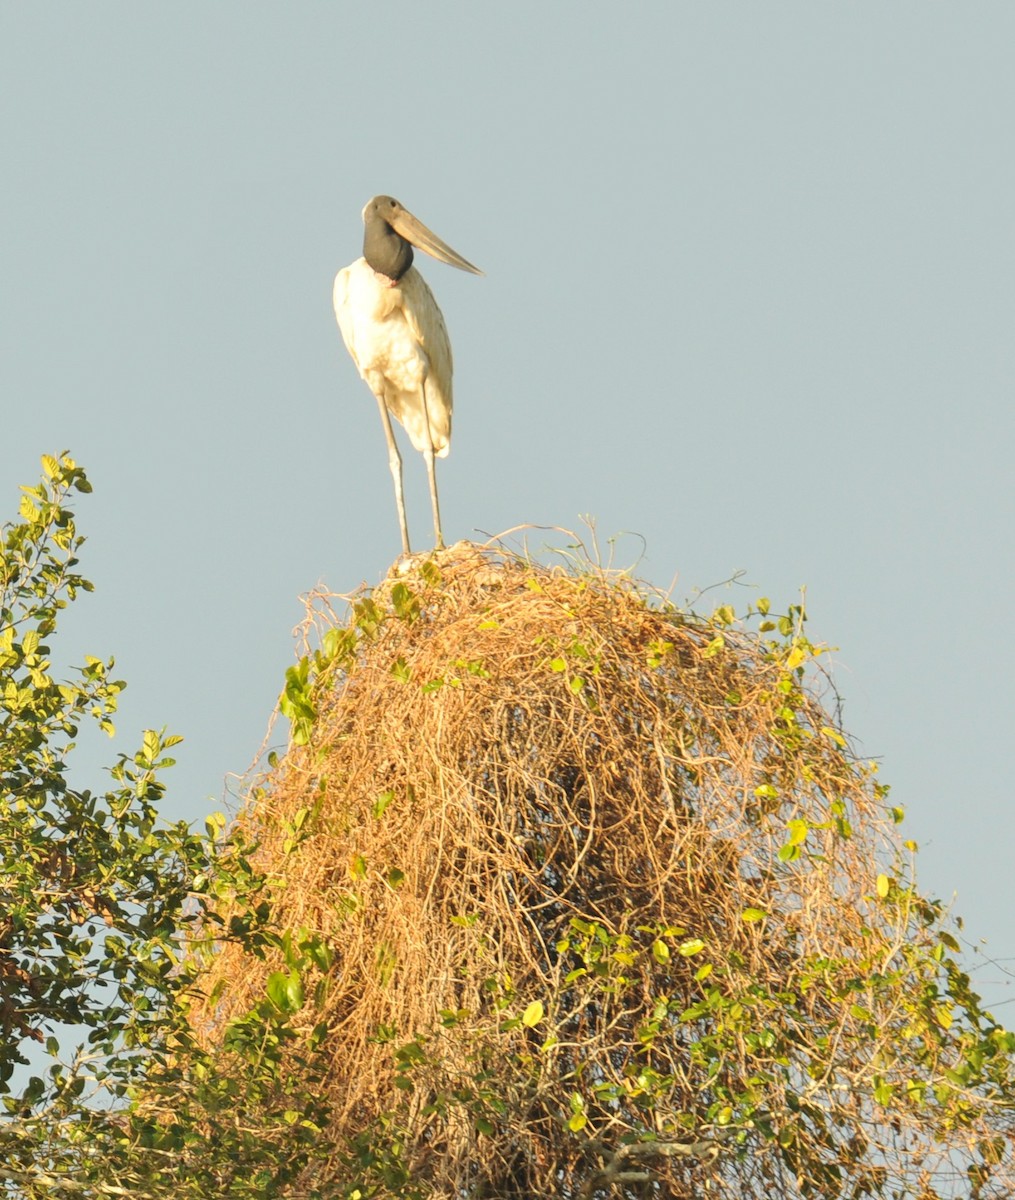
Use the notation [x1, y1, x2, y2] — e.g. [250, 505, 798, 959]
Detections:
[0, 456, 332, 1197]
[195, 550, 1015, 1197]
[2, 456, 1013, 1199]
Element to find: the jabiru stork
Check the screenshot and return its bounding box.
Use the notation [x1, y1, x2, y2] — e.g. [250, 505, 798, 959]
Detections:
[333, 196, 482, 555]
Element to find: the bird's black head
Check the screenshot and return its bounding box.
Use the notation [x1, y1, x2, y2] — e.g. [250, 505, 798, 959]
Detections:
[362, 195, 413, 281]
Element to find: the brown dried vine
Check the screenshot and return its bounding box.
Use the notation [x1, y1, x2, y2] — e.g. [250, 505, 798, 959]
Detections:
[188, 543, 1014, 1199]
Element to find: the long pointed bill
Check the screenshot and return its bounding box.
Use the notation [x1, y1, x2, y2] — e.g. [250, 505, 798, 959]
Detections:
[389, 208, 483, 275]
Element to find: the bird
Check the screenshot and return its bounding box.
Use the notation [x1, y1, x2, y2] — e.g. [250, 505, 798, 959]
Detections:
[333, 195, 482, 556]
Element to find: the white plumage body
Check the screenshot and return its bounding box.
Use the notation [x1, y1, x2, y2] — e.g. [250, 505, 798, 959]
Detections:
[333, 257, 454, 458]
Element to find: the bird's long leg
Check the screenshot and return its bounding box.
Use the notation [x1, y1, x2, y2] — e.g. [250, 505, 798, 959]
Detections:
[420, 374, 444, 550]
[374, 393, 411, 556]
[423, 447, 443, 550]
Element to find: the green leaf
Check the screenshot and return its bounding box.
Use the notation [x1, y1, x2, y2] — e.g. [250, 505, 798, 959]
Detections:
[266, 969, 304, 1013]
[646, 638, 674, 668]
[786, 818, 808, 846]
[522, 1000, 544, 1027]
[420, 559, 441, 586]
[392, 581, 423, 623]
[205, 812, 226, 839]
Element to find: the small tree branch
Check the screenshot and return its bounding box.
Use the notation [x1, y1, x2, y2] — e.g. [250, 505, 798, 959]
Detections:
[579, 1133, 725, 1198]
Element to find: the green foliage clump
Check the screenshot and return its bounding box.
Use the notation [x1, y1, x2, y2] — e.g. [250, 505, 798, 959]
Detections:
[0, 456, 336, 1198]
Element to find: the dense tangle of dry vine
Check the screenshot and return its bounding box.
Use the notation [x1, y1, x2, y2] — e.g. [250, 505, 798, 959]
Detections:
[190, 544, 1014, 1199]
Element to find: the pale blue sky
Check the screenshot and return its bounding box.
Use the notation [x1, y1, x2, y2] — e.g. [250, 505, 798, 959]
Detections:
[2, 5, 1013, 1007]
